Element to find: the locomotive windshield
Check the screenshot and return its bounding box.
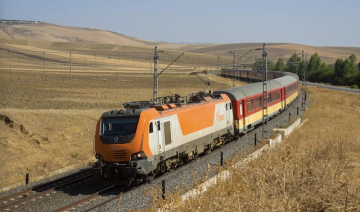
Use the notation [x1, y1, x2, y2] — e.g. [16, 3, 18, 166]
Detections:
[102, 116, 139, 136]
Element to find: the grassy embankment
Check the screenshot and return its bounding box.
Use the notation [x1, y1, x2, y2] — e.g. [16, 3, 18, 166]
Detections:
[141, 86, 360, 212]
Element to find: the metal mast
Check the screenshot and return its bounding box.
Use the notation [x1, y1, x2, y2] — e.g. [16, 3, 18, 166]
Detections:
[152, 47, 184, 104]
[301, 50, 307, 108]
[262, 43, 269, 140]
[153, 46, 159, 102]
[232, 53, 236, 86]
[228, 50, 236, 87]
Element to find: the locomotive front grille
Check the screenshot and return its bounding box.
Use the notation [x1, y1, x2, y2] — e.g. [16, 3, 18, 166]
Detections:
[104, 150, 128, 161]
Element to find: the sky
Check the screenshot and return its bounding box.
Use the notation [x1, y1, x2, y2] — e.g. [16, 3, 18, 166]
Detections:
[0, 0, 359, 47]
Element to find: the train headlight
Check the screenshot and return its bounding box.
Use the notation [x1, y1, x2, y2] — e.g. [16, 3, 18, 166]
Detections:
[95, 154, 104, 161]
[131, 152, 147, 160]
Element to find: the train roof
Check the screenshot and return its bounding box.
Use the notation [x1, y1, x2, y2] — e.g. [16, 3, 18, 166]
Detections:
[215, 76, 297, 100]
[220, 69, 299, 81]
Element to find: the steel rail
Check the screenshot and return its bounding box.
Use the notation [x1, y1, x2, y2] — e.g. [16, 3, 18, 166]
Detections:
[52, 185, 117, 212]
[0, 174, 92, 211]
[83, 182, 149, 212]
[0, 168, 91, 204]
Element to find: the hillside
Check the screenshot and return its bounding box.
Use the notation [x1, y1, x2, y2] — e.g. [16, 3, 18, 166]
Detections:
[0, 20, 161, 46]
[1, 20, 360, 64]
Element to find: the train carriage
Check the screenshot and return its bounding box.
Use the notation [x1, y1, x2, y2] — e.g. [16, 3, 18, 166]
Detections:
[215, 76, 298, 134]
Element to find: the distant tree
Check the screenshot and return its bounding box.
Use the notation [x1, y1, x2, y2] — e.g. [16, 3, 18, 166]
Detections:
[308, 61, 333, 83]
[253, 58, 275, 71]
[275, 58, 285, 71]
[349, 54, 357, 66]
[307, 53, 322, 73]
[286, 53, 301, 73]
[320, 62, 327, 70]
[343, 58, 352, 74]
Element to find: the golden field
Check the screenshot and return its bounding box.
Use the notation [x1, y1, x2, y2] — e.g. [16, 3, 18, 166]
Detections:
[0, 70, 238, 188]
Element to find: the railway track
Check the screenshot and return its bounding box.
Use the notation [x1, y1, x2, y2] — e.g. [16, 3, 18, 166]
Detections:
[52, 185, 117, 212]
[0, 168, 91, 211]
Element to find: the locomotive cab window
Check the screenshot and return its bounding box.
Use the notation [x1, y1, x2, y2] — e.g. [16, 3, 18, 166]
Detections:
[101, 116, 139, 136]
[149, 122, 153, 133]
[229, 103, 232, 110]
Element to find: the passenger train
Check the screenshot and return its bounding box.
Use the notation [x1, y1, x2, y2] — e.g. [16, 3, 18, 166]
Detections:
[92, 70, 299, 185]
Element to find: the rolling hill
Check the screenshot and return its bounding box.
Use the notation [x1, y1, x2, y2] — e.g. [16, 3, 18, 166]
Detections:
[1, 20, 360, 64]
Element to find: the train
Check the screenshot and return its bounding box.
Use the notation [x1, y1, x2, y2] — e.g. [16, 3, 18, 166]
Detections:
[92, 70, 299, 185]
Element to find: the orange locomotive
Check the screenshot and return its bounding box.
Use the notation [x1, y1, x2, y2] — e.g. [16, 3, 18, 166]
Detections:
[92, 92, 234, 185]
[92, 73, 299, 185]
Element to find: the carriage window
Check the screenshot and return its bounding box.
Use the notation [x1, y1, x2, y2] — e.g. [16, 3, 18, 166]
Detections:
[277, 91, 280, 100]
[149, 122, 153, 133]
[259, 96, 262, 108]
[255, 98, 258, 109]
[247, 100, 250, 113]
[251, 99, 255, 111]
[269, 94, 271, 103]
[239, 102, 243, 116]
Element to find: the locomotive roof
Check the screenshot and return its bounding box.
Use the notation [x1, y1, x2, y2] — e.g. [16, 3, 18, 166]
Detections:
[215, 76, 297, 100]
[101, 108, 145, 118]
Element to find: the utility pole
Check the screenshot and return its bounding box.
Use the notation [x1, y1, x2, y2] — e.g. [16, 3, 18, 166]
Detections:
[94, 54, 97, 72]
[228, 50, 236, 86]
[302, 50, 305, 82]
[301, 50, 307, 108]
[153, 47, 184, 103]
[43, 51, 45, 71]
[255, 55, 257, 70]
[153, 46, 159, 102]
[262, 43, 269, 141]
[70, 49, 74, 76]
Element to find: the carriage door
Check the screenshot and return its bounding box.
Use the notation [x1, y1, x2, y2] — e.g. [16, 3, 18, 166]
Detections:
[156, 120, 164, 153]
[162, 118, 173, 151]
[226, 103, 231, 127]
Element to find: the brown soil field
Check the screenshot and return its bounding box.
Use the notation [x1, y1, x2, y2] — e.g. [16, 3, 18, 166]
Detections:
[142, 86, 360, 211]
[0, 70, 238, 188]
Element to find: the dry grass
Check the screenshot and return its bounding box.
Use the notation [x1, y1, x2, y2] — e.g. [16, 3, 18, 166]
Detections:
[140, 86, 360, 212]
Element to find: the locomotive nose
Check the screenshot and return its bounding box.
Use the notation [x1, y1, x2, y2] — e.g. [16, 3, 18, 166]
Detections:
[100, 143, 134, 162]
